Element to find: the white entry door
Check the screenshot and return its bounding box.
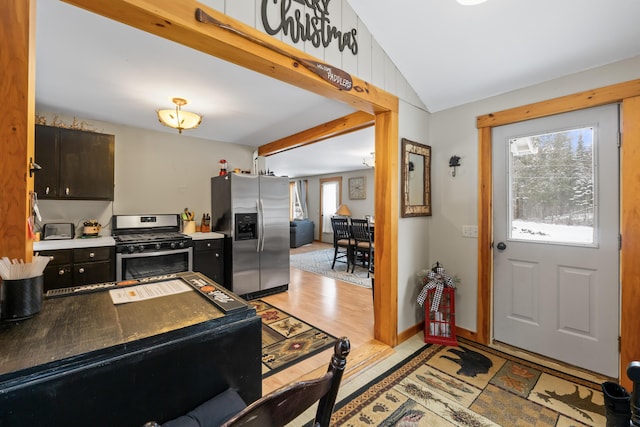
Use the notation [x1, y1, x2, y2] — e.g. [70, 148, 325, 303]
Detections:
[492, 104, 620, 377]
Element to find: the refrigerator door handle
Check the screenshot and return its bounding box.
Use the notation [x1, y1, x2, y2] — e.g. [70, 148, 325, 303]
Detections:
[259, 198, 266, 252]
[256, 199, 261, 252]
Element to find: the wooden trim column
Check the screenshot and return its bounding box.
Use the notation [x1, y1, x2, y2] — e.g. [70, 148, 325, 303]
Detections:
[620, 95, 640, 390]
[0, 0, 35, 261]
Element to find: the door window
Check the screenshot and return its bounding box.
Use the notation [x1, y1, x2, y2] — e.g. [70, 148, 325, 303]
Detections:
[508, 126, 595, 246]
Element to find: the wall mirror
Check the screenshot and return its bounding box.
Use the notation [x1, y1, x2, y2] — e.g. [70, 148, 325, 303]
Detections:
[401, 138, 432, 217]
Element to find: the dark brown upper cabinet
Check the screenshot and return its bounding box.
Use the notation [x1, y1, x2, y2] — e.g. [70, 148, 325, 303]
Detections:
[35, 124, 115, 200]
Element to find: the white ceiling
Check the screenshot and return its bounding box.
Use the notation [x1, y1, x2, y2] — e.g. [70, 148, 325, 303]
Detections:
[347, 0, 640, 112]
[36, 1, 640, 178]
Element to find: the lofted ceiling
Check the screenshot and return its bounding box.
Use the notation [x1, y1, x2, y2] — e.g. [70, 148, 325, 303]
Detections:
[347, 0, 640, 112]
[36, 1, 640, 178]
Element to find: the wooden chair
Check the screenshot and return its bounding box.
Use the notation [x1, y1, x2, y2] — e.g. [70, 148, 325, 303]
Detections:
[350, 219, 374, 277]
[330, 217, 354, 271]
[145, 337, 351, 427]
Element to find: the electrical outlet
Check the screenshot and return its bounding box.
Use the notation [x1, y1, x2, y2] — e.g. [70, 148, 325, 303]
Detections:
[462, 225, 478, 238]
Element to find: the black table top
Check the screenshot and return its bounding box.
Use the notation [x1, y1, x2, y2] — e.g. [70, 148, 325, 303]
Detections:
[0, 272, 253, 382]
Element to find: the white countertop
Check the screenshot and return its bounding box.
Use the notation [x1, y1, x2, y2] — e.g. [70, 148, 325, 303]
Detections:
[33, 236, 116, 251]
[187, 232, 226, 240]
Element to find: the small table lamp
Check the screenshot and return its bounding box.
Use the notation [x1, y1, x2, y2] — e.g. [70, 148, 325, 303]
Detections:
[335, 204, 352, 217]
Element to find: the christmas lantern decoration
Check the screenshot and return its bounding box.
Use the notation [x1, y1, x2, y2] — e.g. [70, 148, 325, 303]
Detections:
[418, 262, 458, 346]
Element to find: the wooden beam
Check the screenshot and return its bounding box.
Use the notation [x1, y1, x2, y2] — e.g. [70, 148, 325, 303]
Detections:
[620, 95, 640, 391]
[259, 111, 375, 157]
[0, 0, 35, 262]
[373, 109, 399, 346]
[63, 0, 397, 115]
[477, 79, 640, 128]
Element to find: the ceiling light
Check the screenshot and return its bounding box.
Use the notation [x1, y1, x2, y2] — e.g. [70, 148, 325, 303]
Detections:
[456, 0, 488, 5]
[157, 97, 202, 134]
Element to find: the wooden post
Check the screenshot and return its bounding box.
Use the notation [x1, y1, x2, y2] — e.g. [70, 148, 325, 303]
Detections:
[0, 0, 35, 261]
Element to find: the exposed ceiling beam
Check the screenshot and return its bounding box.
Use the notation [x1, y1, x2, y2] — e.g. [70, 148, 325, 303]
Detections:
[258, 111, 375, 157]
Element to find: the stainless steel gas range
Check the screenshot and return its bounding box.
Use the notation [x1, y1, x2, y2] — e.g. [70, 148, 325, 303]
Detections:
[112, 214, 193, 281]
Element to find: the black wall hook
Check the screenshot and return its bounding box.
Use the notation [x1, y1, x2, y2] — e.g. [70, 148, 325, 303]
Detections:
[449, 155, 461, 177]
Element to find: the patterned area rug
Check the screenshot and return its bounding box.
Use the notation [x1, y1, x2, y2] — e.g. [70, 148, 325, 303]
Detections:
[290, 248, 372, 288]
[249, 300, 338, 378]
[332, 338, 606, 426]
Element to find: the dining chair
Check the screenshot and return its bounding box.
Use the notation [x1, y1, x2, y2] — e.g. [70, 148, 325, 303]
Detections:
[330, 217, 354, 271]
[349, 218, 374, 277]
[144, 337, 351, 427]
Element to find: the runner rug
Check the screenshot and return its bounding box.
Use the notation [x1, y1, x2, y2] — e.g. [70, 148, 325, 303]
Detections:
[332, 338, 606, 426]
[249, 300, 338, 378]
[290, 248, 372, 288]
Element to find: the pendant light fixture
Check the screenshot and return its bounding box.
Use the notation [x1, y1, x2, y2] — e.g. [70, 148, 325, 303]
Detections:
[157, 97, 202, 134]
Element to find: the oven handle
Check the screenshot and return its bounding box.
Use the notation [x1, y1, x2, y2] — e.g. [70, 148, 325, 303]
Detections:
[117, 248, 191, 259]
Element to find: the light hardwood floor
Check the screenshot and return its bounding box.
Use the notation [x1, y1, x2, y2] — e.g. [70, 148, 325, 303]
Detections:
[261, 242, 393, 395]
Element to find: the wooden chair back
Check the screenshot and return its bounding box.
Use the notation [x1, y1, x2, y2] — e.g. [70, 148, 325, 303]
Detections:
[222, 337, 351, 427]
[349, 218, 372, 244]
[330, 217, 351, 243]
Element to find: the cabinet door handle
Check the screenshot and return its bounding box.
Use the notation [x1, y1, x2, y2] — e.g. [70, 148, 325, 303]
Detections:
[65, 187, 70, 196]
[45, 186, 50, 195]
[49, 255, 55, 261]
[207, 243, 211, 248]
[78, 267, 85, 274]
[89, 252, 95, 258]
[215, 253, 219, 258]
[58, 269, 65, 275]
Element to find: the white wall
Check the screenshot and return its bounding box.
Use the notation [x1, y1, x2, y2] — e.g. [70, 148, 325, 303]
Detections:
[428, 55, 640, 333]
[35, 112, 254, 234]
[397, 100, 431, 332]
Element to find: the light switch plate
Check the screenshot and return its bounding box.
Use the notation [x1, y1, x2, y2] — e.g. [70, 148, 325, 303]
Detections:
[462, 225, 478, 238]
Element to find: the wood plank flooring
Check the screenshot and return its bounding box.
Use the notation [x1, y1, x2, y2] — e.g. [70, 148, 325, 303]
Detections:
[261, 242, 392, 395]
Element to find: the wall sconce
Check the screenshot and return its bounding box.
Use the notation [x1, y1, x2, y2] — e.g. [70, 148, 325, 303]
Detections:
[449, 155, 461, 177]
[157, 97, 202, 134]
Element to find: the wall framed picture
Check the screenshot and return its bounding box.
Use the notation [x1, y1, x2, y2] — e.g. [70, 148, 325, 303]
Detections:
[349, 176, 366, 200]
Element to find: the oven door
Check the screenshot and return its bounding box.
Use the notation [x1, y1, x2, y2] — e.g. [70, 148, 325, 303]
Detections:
[116, 248, 193, 281]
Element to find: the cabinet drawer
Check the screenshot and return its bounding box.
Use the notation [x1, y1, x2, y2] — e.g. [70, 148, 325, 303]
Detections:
[194, 239, 223, 251]
[74, 260, 113, 285]
[74, 246, 113, 263]
[40, 249, 73, 266]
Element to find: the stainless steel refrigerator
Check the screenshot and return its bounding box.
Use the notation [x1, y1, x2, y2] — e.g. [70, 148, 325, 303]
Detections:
[211, 174, 290, 298]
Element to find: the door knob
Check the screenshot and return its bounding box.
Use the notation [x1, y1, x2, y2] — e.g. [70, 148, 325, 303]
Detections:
[496, 242, 507, 250]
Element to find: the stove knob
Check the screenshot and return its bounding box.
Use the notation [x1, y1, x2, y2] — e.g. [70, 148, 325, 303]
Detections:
[155, 243, 161, 250]
[127, 245, 135, 254]
[170, 242, 177, 249]
[138, 245, 145, 252]
[178, 241, 185, 248]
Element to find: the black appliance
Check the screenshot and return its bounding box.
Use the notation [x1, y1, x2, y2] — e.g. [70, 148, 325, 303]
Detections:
[112, 214, 193, 281]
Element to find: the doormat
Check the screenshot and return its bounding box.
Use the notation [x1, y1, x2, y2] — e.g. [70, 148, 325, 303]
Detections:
[249, 300, 338, 378]
[290, 248, 372, 288]
[331, 338, 606, 426]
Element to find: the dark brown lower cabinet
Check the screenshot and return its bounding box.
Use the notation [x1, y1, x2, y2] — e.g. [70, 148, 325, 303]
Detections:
[193, 239, 225, 285]
[39, 246, 115, 291]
